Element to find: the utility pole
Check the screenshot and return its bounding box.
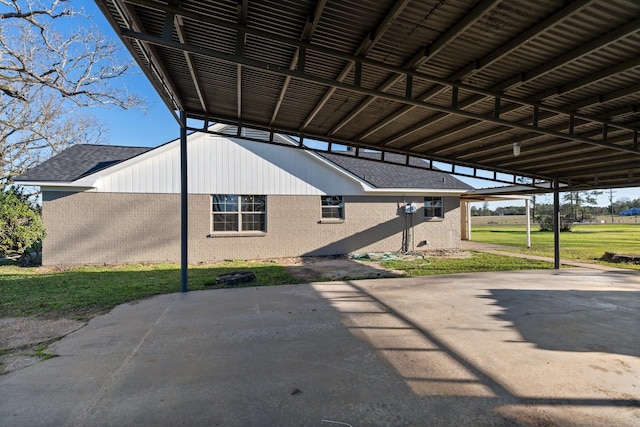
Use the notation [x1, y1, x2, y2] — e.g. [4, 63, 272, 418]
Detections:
[609, 189, 615, 224]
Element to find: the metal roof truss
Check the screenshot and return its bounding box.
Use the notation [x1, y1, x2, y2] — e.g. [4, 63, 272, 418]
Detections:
[95, 0, 640, 192]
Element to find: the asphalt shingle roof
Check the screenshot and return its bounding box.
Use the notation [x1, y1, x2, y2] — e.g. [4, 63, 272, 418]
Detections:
[14, 145, 152, 182]
[320, 151, 473, 190]
[15, 137, 473, 191]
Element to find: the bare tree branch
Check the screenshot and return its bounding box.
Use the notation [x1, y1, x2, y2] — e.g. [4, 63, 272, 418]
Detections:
[0, 0, 71, 21]
[0, 0, 145, 190]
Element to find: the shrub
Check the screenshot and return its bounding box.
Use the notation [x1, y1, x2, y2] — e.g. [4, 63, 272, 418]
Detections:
[0, 188, 46, 264]
[537, 215, 573, 232]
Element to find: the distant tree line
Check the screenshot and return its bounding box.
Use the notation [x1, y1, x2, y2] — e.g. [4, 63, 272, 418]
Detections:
[609, 197, 640, 214]
[471, 204, 527, 216]
[472, 192, 640, 220]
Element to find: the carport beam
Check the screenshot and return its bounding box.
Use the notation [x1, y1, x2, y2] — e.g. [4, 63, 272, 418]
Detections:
[180, 111, 188, 292]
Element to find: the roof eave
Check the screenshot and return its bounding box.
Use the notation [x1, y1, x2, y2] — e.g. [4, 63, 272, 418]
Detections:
[13, 181, 96, 191]
[362, 188, 470, 196]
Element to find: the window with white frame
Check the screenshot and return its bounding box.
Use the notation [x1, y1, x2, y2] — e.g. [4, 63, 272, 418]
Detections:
[212, 195, 266, 232]
[424, 196, 443, 218]
[321, 195, 344, 219]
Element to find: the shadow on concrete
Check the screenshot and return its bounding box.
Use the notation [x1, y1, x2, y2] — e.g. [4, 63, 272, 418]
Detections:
[312, 281, 499, 399]
[312, 278, 640, 423]
[483, 289, 640, 358]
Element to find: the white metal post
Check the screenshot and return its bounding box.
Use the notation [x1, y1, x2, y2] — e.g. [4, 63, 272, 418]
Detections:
[525, 198, 531, 248]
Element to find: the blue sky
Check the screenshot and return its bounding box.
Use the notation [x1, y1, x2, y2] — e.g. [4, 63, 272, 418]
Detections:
[83, 2, 638, 208]
[84, 3, 179, 147]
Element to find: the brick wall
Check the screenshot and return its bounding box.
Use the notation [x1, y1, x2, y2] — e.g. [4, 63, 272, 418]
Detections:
[42, 192, 181, 265]
[42, 192, 461, 266]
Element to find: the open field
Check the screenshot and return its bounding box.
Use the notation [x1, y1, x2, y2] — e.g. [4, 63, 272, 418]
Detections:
[471, 223, 640, 270]
[472, 214, 640, 226]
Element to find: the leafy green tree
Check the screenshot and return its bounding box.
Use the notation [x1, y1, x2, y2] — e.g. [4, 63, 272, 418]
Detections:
[537, 214, 573, 232]
[0, 188, 45, 264]
[562, 190, 603, 222]
[613, 197, 632, 214]
[533, 202, 553, 218]
[494, 205, 525, 216]
[516, 176, 537, 217]
[482, 201, 490, 216]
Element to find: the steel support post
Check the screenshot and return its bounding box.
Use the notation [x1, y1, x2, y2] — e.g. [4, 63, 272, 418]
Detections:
[525, 198, 531, 248]
[553, 178, 561, 269]
[180, 111, 188, 292]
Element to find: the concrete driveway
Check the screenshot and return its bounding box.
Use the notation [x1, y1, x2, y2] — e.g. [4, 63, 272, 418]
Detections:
[1, 268, 639, 426]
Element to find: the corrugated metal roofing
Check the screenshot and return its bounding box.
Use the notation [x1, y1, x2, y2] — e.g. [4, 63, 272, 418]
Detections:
[94, 0, 640, 191]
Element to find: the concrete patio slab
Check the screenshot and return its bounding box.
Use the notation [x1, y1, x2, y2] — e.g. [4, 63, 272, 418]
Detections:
[1, 268, 639, 426]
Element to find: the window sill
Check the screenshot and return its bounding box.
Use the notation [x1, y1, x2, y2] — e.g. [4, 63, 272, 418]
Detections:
[424, 217, 445, 222]
[318, 219, 345, 224]
[208, 232, 267, 238]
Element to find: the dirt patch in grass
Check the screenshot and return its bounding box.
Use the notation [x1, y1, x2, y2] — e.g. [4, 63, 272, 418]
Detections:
[266, 252, 472, 282]
[264, 255, 406, 282]
[417, 249, 472, 259]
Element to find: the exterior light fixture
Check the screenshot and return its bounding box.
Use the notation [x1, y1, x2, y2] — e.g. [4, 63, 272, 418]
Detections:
[513, 142, 521, 157]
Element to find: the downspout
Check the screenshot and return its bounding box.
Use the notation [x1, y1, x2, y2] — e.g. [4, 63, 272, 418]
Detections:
[180, 111, 188, 292]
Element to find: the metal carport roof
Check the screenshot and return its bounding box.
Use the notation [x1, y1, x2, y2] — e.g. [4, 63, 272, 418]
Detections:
[95, 0, 640, 191]
[93, 0, 640, 286]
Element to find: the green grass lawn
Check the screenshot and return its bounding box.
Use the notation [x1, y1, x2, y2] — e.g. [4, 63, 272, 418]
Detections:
[1, 251, 556, 320]
[471, 223, 640, 269]
[0, 262, 300, 320]
[381, 252, 551, 276]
